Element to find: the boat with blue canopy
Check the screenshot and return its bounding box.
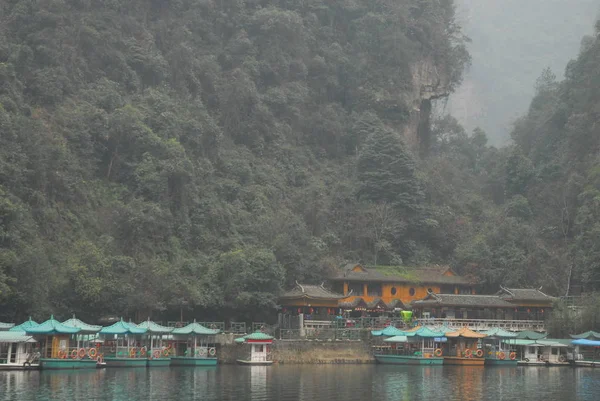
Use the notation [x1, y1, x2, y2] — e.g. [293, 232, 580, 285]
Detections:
[571, 338, 600, 367]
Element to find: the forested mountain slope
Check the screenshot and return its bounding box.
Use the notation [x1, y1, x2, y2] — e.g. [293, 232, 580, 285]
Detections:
[0, 0, 470, 321]
[2, 0, 598, 324]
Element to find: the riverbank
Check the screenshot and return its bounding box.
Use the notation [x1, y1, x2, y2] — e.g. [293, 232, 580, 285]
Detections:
[218, 340, 374, 364]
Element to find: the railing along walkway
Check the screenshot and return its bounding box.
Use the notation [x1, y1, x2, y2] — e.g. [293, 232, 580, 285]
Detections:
[415, 318, 546, 331]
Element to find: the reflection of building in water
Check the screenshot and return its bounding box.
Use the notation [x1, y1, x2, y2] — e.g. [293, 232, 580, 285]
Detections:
[449, 366, 484, 401]
[0, 371, 32, 395]
[250, 366, 268, 399]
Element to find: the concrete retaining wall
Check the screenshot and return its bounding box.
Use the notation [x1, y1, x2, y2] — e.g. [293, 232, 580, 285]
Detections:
[218, 340, 374, 364]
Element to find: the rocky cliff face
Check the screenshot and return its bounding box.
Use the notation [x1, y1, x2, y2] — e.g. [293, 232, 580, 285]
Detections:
[403, 57, 452, 153]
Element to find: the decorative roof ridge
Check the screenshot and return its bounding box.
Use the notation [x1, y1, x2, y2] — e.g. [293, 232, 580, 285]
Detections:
[295, 280, 305, 293]
[500, 285, 515, 297]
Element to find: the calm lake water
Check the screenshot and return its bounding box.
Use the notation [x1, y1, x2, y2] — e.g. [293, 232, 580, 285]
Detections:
[1, 365, 599, 401]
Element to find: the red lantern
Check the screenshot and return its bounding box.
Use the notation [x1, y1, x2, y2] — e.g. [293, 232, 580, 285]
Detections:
[297, 308, 302, 314]
[309, 308, 314, 314]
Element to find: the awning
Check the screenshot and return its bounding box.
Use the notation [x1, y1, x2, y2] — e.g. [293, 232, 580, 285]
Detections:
[384, 336, 409, 343]
[0, 332, 36, 343]
[572, 339, 600, 346]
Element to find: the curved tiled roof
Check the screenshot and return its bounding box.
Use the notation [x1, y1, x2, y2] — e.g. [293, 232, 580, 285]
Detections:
[171, 322, 220, 335]
[235, 331, 274, 343]
[100, 319, 147, 335]
[497, 287, 556, 302]
[412, 293, 514, 308]
[446, 327, 487, 338]
[480, 327, 517, 338]
[0, 322, 15, 330]
[10, 318, 38, 332]
[570, 331, 600, 340]
[26, 316, 81, 335]
[137, 320, 174, 334]
[331, 264, 474, 285]
[62, 316, 102, 334]
[280, 283, 349, 300]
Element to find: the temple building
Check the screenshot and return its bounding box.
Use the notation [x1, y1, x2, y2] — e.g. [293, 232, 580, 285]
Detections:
[328, 263, 477, 306]
[412, 287, 555, 321]
[278, 282, 351, 318]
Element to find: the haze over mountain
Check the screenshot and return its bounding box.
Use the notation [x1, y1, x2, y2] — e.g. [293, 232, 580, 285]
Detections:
[449, 0, 599, 144]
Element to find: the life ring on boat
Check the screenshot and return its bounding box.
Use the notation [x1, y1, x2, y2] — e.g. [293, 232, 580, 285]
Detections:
[510, 352, 517, 361]
[199, 347, 207, 356]
[434, 348, 443, 357]
[140, 347, 147, 357]
[96, 355, 104, 364]
[88, 348, 97, 358]
[58, 349, 67, 359]
[499, 352, 506, 360]
[559, 355, 566, 363]
[78, 348, 86, 359]
[129, 348, 137, 358]
[209, 347, 216, 357]
[464, 349, 473, 358]
[475, 349, 484, 358]
[162, 348, 169, 357]
[71, 349, 79, 359]
[153, 350, 161, 359]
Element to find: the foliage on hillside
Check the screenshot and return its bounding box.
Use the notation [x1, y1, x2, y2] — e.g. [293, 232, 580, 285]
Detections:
[0, 0, 471, 321]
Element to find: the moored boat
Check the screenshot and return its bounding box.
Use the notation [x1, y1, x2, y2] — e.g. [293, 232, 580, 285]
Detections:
[24, 316, 97, 369]
[443, 327, 487, 366]
[480, 328, 518, 366]
[170, 321, 220, 367]
[99, 319, 148, 368]
[373, 327, 446, 365]
[136, 320, 174, 367]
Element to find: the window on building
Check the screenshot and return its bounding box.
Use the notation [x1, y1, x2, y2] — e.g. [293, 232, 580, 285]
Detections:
[368, 283, 382, 296]
[551, 348, 558, 355]
[409, 288, 416, 296]
[348, 282, 363, 295]
[391, 287, 397, 296]
[459, 287, 471, 295]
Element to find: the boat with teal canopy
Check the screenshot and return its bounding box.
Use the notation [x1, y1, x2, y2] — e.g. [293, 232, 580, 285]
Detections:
[374, 326, 446, 365]
[170, 320, 221, 366]
[235, 331, 274, 365]
[137, 320, 174, 367]
[371, 325, 410, 337]
[100, 319, 148, 368]
[62, 315, 104, 366]
[23, 316, 97, 370]
[570, 331, 600, 340]
[481, 327, 518, 365]
[10, 318, 39, 332]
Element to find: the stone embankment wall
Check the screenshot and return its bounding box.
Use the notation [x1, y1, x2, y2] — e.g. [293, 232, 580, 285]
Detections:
[218, 340, 374, 364]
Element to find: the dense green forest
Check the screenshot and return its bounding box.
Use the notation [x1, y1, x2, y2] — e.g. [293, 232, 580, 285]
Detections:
[0, 0, 599, 325]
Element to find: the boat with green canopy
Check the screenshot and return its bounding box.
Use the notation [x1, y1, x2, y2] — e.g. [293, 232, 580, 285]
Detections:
[235, 331, 274, 365]
[570, 331, 600, 340]
[0, 322, 15, 331]
[374, 327, 446, 365]
[10, 318, 39, 332]
[480, 327, 518, 366]
[99, 319, 148, 367]
[62, 315, 104, 367]
[170, 320, 220, 366]
[24, 316, 96, 369]
[137, 320, 174, 367]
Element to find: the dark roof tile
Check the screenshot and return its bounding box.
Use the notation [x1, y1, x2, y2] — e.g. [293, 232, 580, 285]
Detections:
[279, 283, 348, 300]
[412, 293, 515, 308]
